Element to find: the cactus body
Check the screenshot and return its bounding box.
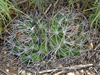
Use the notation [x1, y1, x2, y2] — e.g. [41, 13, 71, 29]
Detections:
[12, 8, 87, 62]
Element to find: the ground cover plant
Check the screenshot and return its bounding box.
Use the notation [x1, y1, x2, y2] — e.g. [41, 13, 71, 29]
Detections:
[11, 8, 88, 62]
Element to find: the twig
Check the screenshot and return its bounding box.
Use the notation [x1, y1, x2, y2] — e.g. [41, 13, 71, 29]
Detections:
[38, 4, 52, 23]
[79, 12, 88, 21]
[45, 4, 52, 14]
[13, 0, 29, 6]
[53, 70, 66, 75]
[36, 0, 45, 16]
[55, 64, 93, 69]
[39, 64, 93, 74]
[20, 68, 35, 74]
[54, 0, 60, 8]
[88, 44, 100, 60]
[39, 69, 58, 74]
[0, 68, 8, 75]
[78, 0, 89, 12]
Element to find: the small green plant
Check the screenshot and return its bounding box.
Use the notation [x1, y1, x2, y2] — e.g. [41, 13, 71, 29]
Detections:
[0, 0, 29, 40]
[0, 0, 15, 38]
[89, 5, 100, 28]
[12, 8, 87, 62]
[83, 0, 100, 28]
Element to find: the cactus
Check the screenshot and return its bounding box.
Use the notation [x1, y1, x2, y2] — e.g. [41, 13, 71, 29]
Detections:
[12, 8, 87, 62]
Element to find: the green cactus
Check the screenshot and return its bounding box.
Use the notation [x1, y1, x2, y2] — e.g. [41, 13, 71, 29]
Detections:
[12, 9, 87, 62]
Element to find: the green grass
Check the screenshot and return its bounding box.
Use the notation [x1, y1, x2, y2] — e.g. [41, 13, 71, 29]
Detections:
[68, 0, 100, 28]
[84, 3, 100, 28]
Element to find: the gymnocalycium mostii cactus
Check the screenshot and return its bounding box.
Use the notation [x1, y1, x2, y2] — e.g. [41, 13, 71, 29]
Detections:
[12, 8, 87, 62]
